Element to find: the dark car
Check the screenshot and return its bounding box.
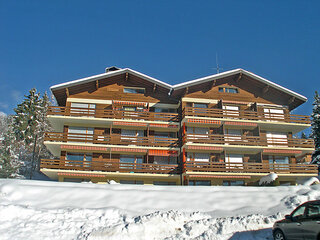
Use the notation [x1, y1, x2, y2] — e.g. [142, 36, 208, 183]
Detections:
[273, 200, 320, 240]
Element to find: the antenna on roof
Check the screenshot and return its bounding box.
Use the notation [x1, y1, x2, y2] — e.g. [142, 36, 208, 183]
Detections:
[213, 53, 223, 74]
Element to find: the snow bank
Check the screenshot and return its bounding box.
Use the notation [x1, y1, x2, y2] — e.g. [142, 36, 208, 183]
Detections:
[259, 173, 278, 185]
[0, 179, 320, 240]
[297, 177, 320, 186]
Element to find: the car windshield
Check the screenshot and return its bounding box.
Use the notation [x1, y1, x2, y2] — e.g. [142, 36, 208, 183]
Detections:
[292, 206, 306, 218]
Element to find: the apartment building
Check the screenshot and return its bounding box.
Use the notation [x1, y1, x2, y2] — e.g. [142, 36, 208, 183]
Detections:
[41, 67, 317, 186]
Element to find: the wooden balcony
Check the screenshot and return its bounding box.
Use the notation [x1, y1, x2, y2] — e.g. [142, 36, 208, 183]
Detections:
[44, 132, 180, 148]
[183, 107, 311, 124]
[185, 162, 318, 174]
[47, 106, 180, 122]
[41, 159, 180, 174]
[184, 134, 314, 149]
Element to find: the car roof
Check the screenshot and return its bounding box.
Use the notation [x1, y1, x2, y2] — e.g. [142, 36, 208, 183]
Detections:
[306, 200, 320, 205]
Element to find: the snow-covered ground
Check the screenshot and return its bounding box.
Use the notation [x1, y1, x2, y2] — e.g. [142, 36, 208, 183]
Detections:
[0, 179, 319, 240]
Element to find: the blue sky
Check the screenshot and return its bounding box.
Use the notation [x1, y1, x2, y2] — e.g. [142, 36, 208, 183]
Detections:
[0, 0, 319, 117]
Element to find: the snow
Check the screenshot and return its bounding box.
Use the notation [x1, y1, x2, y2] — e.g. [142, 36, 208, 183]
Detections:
[0, 179, 320, 240]
[259, 173, 278, 185]
[297, 177, 320, 186]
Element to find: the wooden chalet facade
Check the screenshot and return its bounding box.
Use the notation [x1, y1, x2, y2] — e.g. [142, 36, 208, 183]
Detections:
[41, 67, 317, 186]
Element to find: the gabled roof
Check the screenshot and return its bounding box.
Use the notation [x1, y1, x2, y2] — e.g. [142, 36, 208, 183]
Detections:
[50, 68, 172, 91]
[172, 68, 307, 102]
[50, 67, 307, 105]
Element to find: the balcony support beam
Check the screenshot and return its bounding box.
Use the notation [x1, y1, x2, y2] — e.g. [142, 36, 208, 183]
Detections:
[235, 73, 242, 83]
[209, 79, 217, 89]
[289, 96, 295, 105]
[262, 85, 269, 94]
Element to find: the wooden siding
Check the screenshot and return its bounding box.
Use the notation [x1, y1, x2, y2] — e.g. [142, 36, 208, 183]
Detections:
[173, 74, 303, 109]
[53, 73, 178, 106]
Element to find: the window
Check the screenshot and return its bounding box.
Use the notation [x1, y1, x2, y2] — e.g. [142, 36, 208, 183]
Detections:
[194, 103, 208, 108]
[153, 156, 177, 165]
[266, 132, 288, 147]
[121, 129, 144, 137]
[223, 105, 240, 117]
[269, 156, 289, 170]
[224, 129, 242, 142]
[222, 180, 245, 186]
[187, 153, 210, 163]
[306, 204, 320, 218]
[70, 103, 96, 116]
[189, 180, 211, 186]
[225, 154, 243, 169]
[154, 108, 176, 113]
[154, 131, 176, 138]
[123, 87, 145, 94]
[263, 108, 285, 120]
[219, 87, 239, 93]
[153, 181, 176, 185]
[120, 155, 143, 169]
[193, 103, 208, 116]
[120, 180, 144, 185]
[68, 127, 94, 142]
[123, 106, 145, 112]
[66, 153, 92, 167]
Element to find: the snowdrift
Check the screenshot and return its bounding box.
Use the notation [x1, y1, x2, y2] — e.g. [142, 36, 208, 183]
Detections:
[0, 179, 320, 240]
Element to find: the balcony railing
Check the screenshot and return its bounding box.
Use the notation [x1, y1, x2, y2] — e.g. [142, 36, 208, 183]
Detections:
[47, 106, 180, 122]
[44, 132, 180, 148]
[185, 162, 318, 174]
[183, 107, 311, 124]
[41, 159, 180, 174]
[184, 134, 314, 149]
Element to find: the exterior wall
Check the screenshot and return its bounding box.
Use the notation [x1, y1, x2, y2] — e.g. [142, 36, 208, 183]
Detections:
[43, 70, 316, 186]
[64, 73, 178, 105]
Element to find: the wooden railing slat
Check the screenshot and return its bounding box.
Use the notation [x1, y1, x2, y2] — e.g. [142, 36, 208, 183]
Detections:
[183, 107, 311, 124]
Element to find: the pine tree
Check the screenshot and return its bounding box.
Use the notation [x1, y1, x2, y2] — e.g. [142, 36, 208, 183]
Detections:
[311, 91, 320, 165]
[0, 116, 20, 178]
[11, 88, 52, 177]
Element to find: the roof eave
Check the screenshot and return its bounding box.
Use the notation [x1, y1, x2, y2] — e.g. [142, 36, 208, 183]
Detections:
[50, 68, 173, 92]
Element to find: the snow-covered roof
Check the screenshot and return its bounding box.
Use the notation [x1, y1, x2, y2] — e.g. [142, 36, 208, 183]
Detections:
[50, 68, 172, 91]
[50, 68, 307, 102]
[172, 69, 307, 102]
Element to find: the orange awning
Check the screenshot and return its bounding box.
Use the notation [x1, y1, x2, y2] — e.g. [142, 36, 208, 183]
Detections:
[113, 100, 147, 107]
[110, 148, 147, 153]
[113, 122, 148, 127]
[224, 121, 257, 127]
[148, 149, 179, 157]
[188, 175, 251, 179]
[187, 119, 221, 125]
[263, 149, 302, 154]
[186, 146, 223, 151]
[61, 145, 108, 151]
